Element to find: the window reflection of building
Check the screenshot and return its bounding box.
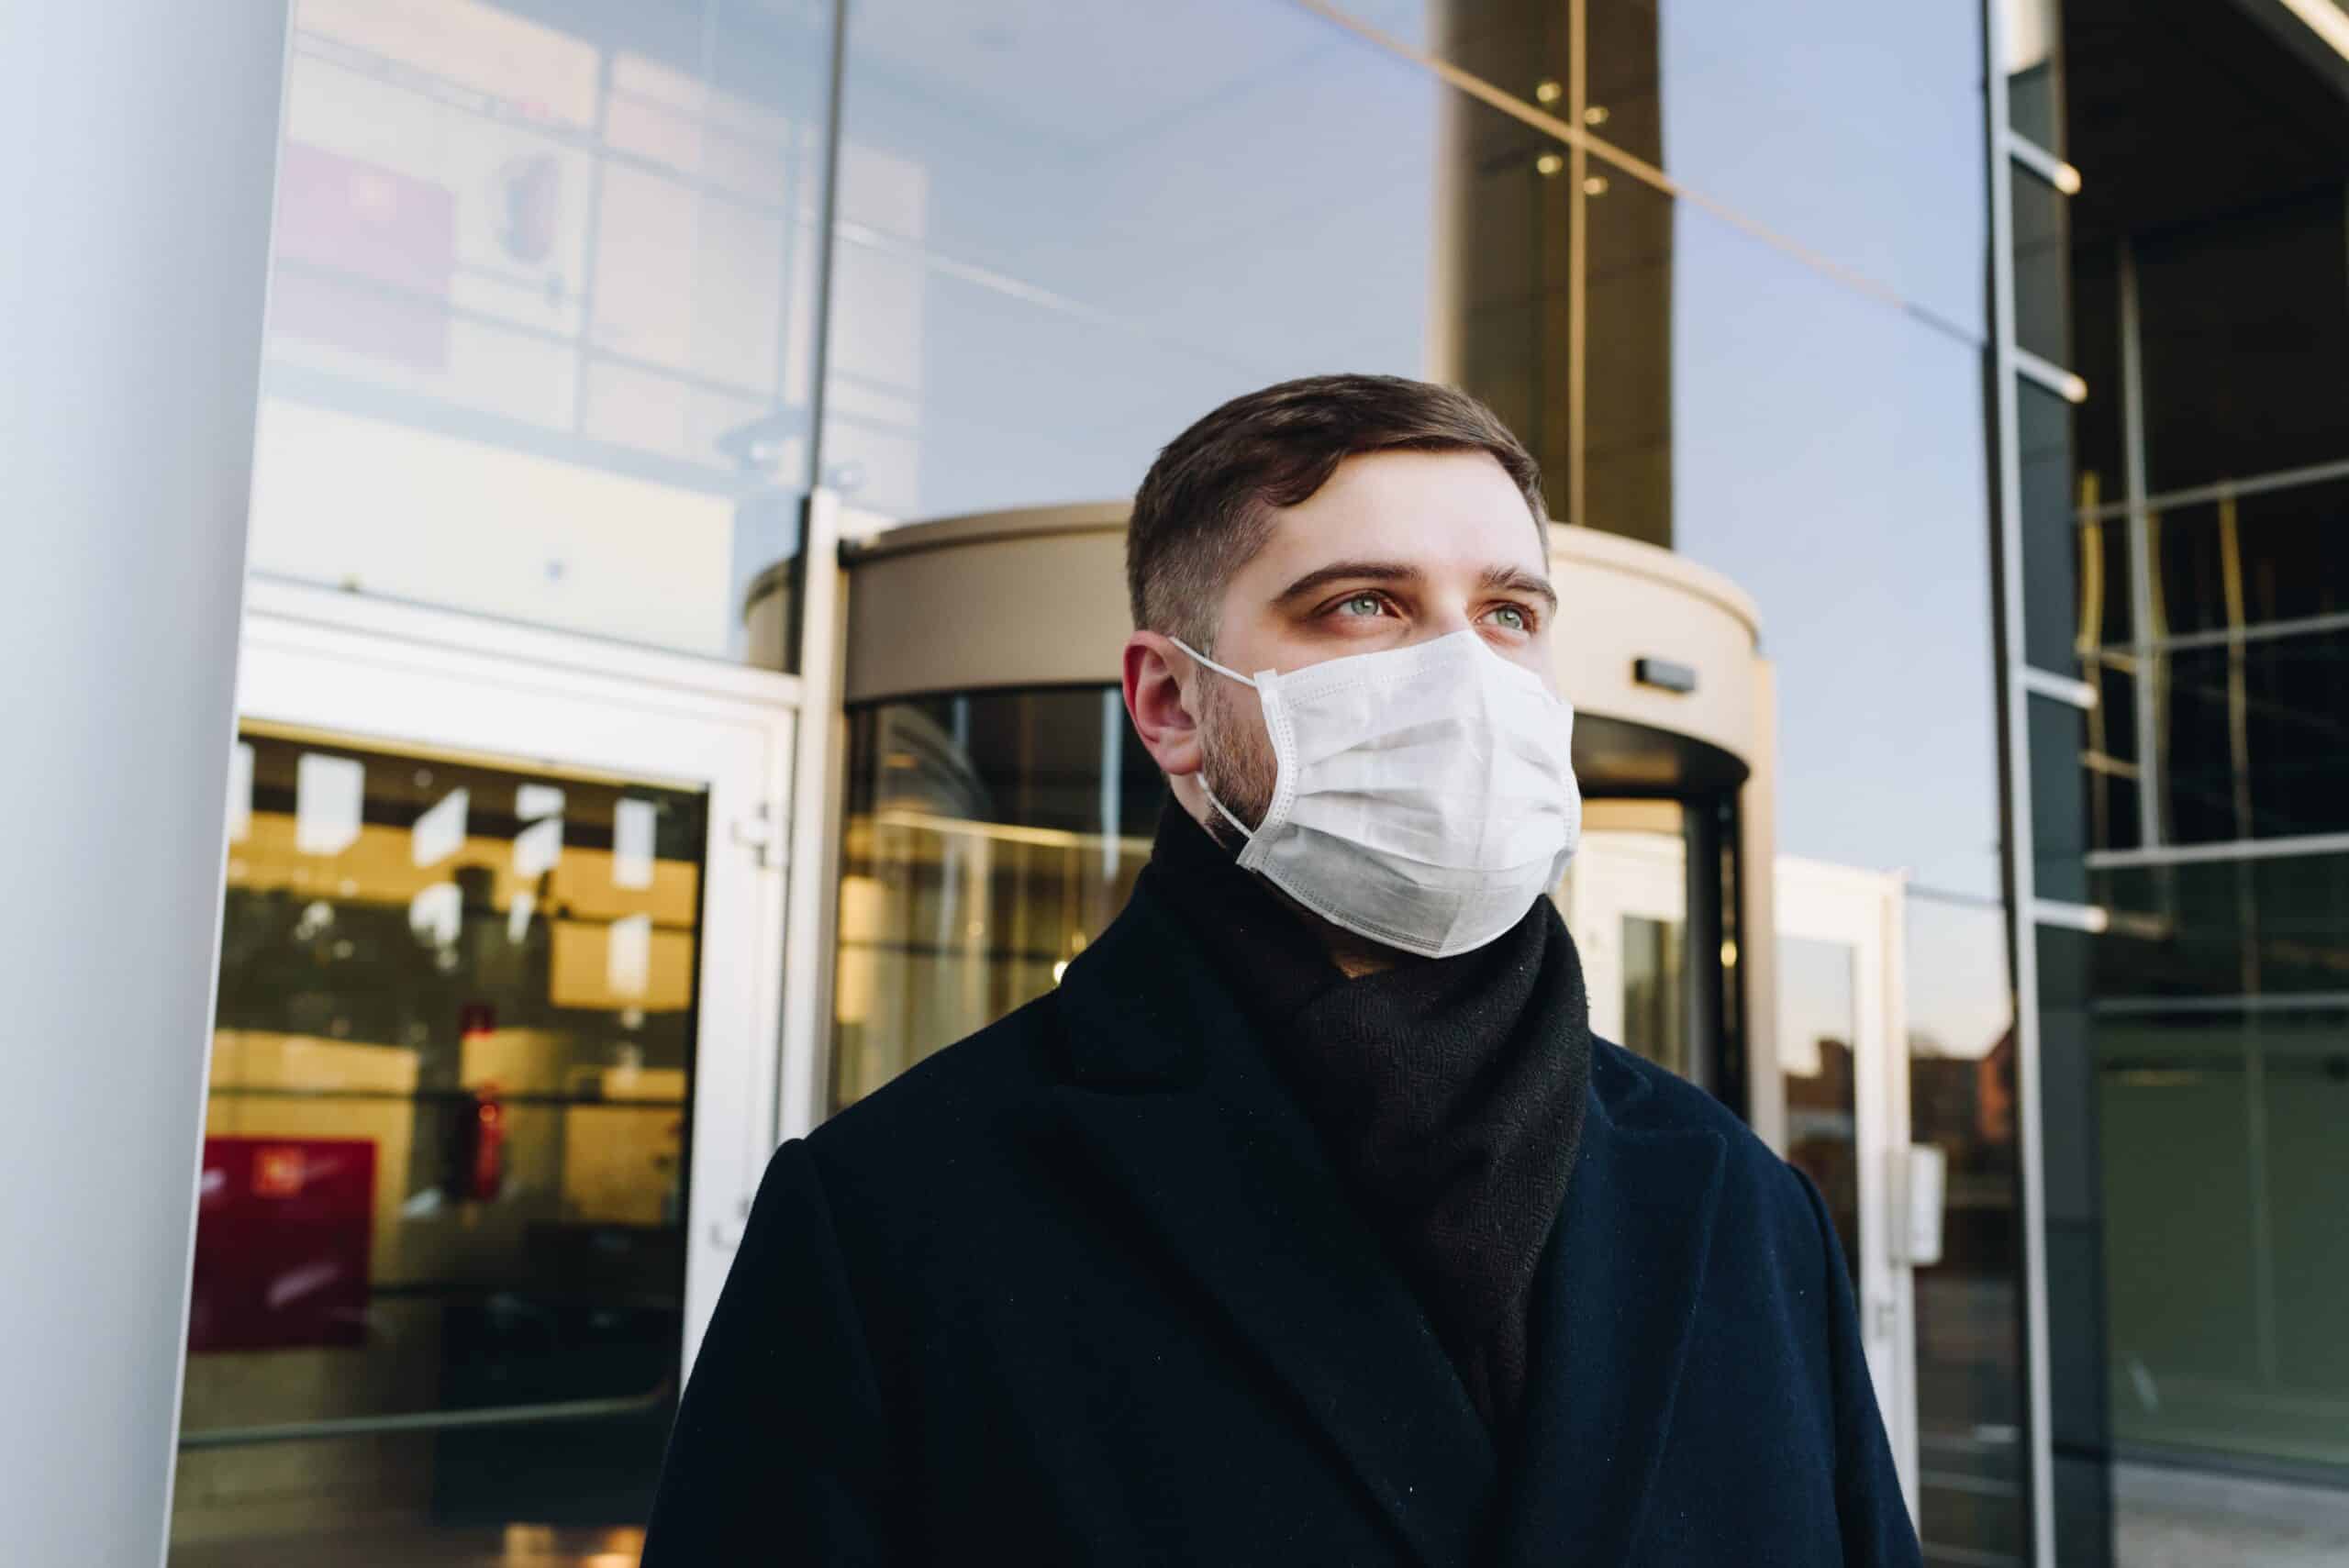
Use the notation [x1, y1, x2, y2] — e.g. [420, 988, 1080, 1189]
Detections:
[1999, 0, 2349, 1556]
[175, 729, 704, 1551]
[122, 0, 2075, 1559]
[834, 692, 1169, 1111]
[246, 0, 833, 660]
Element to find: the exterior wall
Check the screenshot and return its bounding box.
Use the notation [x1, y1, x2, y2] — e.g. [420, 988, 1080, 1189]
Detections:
[6, 0, 2054, 1561]
[1996, 1, 2349, 1561]
[0, 5, 286, 1562]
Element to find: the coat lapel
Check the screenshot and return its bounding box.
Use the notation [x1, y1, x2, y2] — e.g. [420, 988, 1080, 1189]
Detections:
[1043, 884, 1499, 1568]
[1491, 1050, 1727, 1568]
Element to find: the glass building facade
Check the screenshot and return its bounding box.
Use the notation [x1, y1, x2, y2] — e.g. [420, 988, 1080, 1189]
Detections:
[1994, 0, 2349, 1562]
[118, 0, 2342, 1562]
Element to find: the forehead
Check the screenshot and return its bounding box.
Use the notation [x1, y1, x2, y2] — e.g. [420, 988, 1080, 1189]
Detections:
[1252, 448, 1548, 581]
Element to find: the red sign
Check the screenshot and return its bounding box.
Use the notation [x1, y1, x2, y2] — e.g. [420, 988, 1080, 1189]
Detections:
[270, 142, 456, 371]
[188, 1137, 375, 1354]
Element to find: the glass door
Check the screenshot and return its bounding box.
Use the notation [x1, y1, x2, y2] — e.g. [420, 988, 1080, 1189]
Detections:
[171, 583, 796, 1566]
[1560, 802, 1698, 1084]
[1776, 856, 1919, 1518]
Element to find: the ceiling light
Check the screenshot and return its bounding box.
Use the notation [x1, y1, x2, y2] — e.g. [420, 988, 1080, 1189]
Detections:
[2277, 0, 2349, 61]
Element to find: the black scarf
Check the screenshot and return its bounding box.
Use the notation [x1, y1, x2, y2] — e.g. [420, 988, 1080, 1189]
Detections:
[1140, 805, 1593, 1437]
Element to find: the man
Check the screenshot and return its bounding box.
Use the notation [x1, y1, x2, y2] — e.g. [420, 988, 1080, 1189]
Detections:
[643, 375, 1920, 1566]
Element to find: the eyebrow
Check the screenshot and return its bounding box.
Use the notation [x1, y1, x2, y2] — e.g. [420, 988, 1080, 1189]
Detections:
[1269, 559, 1421, 607]
[1481, 564, 1561, 611]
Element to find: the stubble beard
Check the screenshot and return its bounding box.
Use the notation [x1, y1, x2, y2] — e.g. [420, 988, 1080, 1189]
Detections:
[1195, 675, 1279, 854]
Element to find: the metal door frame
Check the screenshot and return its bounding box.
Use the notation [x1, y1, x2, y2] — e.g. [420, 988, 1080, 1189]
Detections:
[1570, 835, 1920, 1515]
[219, 577, 801, 1380]
[1777, 855, 1919, 1518]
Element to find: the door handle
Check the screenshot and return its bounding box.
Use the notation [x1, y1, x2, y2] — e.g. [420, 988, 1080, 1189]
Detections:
[1892, 1143, 1946, 1267]
[709, 1194, 753, 1251]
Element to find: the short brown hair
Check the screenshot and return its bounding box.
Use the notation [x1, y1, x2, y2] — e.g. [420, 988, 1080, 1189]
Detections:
[1126, 373, 1546, 647]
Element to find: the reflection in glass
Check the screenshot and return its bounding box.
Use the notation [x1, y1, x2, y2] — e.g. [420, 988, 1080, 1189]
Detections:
[825, 0, 1441, 521]
[835, 692, 1170, 1111]
[2010, 169, 2072, 371]
[247, 0, 834, 660]
[2001, 0, 2065, 151]
[1675, 195, 2004, 905]
[1621, 915, 1688, 1081]
[173, 729, 704, 1558]
[1558, 801, 1735, 1093]
[2099, 1007, 2349, 1475]
[2095, 852, 2349, 1001]
[1907, 892, 2029, 1563]
[2132, 188, 2349, 495]
[2152, 481, 2349, 640]
[1780, 935, 1861, 1291]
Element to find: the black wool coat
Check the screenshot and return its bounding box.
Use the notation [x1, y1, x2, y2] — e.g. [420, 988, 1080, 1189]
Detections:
[642, 880, 1921, 1567]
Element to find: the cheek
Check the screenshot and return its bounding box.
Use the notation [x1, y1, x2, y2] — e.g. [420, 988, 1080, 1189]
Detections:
[1504, 641, 1554, 685]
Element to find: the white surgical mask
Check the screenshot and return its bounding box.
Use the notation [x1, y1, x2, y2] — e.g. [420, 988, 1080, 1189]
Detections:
[1174, 628, 1582, 959]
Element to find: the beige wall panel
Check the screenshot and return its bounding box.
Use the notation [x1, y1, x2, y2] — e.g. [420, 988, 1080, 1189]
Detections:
[843, 507, 1765, 773]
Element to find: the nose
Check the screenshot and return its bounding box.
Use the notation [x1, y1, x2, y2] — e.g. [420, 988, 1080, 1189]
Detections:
[1420, 598, 1478, 641]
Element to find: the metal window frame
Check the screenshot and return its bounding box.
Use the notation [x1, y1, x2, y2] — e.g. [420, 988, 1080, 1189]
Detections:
[2021, 665, 2099, 708]
[2085, 830, 2349, 870]
[2073, 450, 2349, 522]
[1985, 15, 2063, 1563]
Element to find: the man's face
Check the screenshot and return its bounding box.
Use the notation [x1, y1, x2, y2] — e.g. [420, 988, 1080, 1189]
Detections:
[1191, 448, 1557, 832]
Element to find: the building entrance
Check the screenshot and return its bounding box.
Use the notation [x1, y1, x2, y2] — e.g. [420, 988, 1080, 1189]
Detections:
[1570, 826, 1927, 1512]
[169, 582, 797, 1564]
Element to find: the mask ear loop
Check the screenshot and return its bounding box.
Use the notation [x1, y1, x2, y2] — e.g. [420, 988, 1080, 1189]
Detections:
[1169, 638, 1262, 843]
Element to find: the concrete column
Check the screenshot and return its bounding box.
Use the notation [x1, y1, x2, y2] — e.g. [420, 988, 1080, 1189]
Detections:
[0, 4, 286, 1562]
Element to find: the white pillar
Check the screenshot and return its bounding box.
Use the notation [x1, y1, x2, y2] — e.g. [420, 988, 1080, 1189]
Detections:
[0, 4, 286, 1562]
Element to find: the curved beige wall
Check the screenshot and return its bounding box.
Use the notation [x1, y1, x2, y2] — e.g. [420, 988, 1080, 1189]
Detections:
[841, 503, 1765, 776]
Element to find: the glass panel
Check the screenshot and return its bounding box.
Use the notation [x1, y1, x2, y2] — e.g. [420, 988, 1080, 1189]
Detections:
[1349, 0, 1988, 340]
[824, 0, 1447, 520]
[1673, 189, 2006, 906]
[2030, 692, 2092, 907]
[2159, 628, 2349, 845]
[173, 729, 705, 1559]
[2095, 852, 2349, 1000]
[2001, 0, 2065, 151]
[1908, 891, 2030, 1563]
[2099, 1006, 2349, 1479]
[834, 691, 1171, 1111]
[2069, 241, 2124, 512]
[2020, 377, 2087, 673]
[2151, 480, 2349, 639]
[1580, 170, 1674, 545]
[1622, 913, 1688, 1081]
[1780, 935, 1861, 1290]
[2011, 167, 2072, 370]
[1560, 799, 1724, 1089]
[2134, 188, 2349, 495]
[248, 0, 834, 662]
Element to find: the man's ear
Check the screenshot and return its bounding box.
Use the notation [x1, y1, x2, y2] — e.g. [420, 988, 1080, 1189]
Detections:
[1122, 632, 1204, 778]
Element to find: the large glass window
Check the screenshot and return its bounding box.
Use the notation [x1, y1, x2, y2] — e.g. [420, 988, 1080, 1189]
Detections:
[2016, 3, 2349, 1558]
[822, 0, 1442, 521]
[834, 690, 1169, 1110]
[247, 0, 835, 661]
[173, 729, 704, 1562]
[2098, 1006, 2349, 1472]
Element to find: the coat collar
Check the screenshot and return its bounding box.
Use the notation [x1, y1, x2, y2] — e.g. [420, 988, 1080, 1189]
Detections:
[1044, 882, 1724, 1568]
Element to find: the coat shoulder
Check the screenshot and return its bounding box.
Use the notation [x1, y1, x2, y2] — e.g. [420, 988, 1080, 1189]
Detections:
[1590, 1036, 1820, 1231]
[810, 989, 1062, 1156]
